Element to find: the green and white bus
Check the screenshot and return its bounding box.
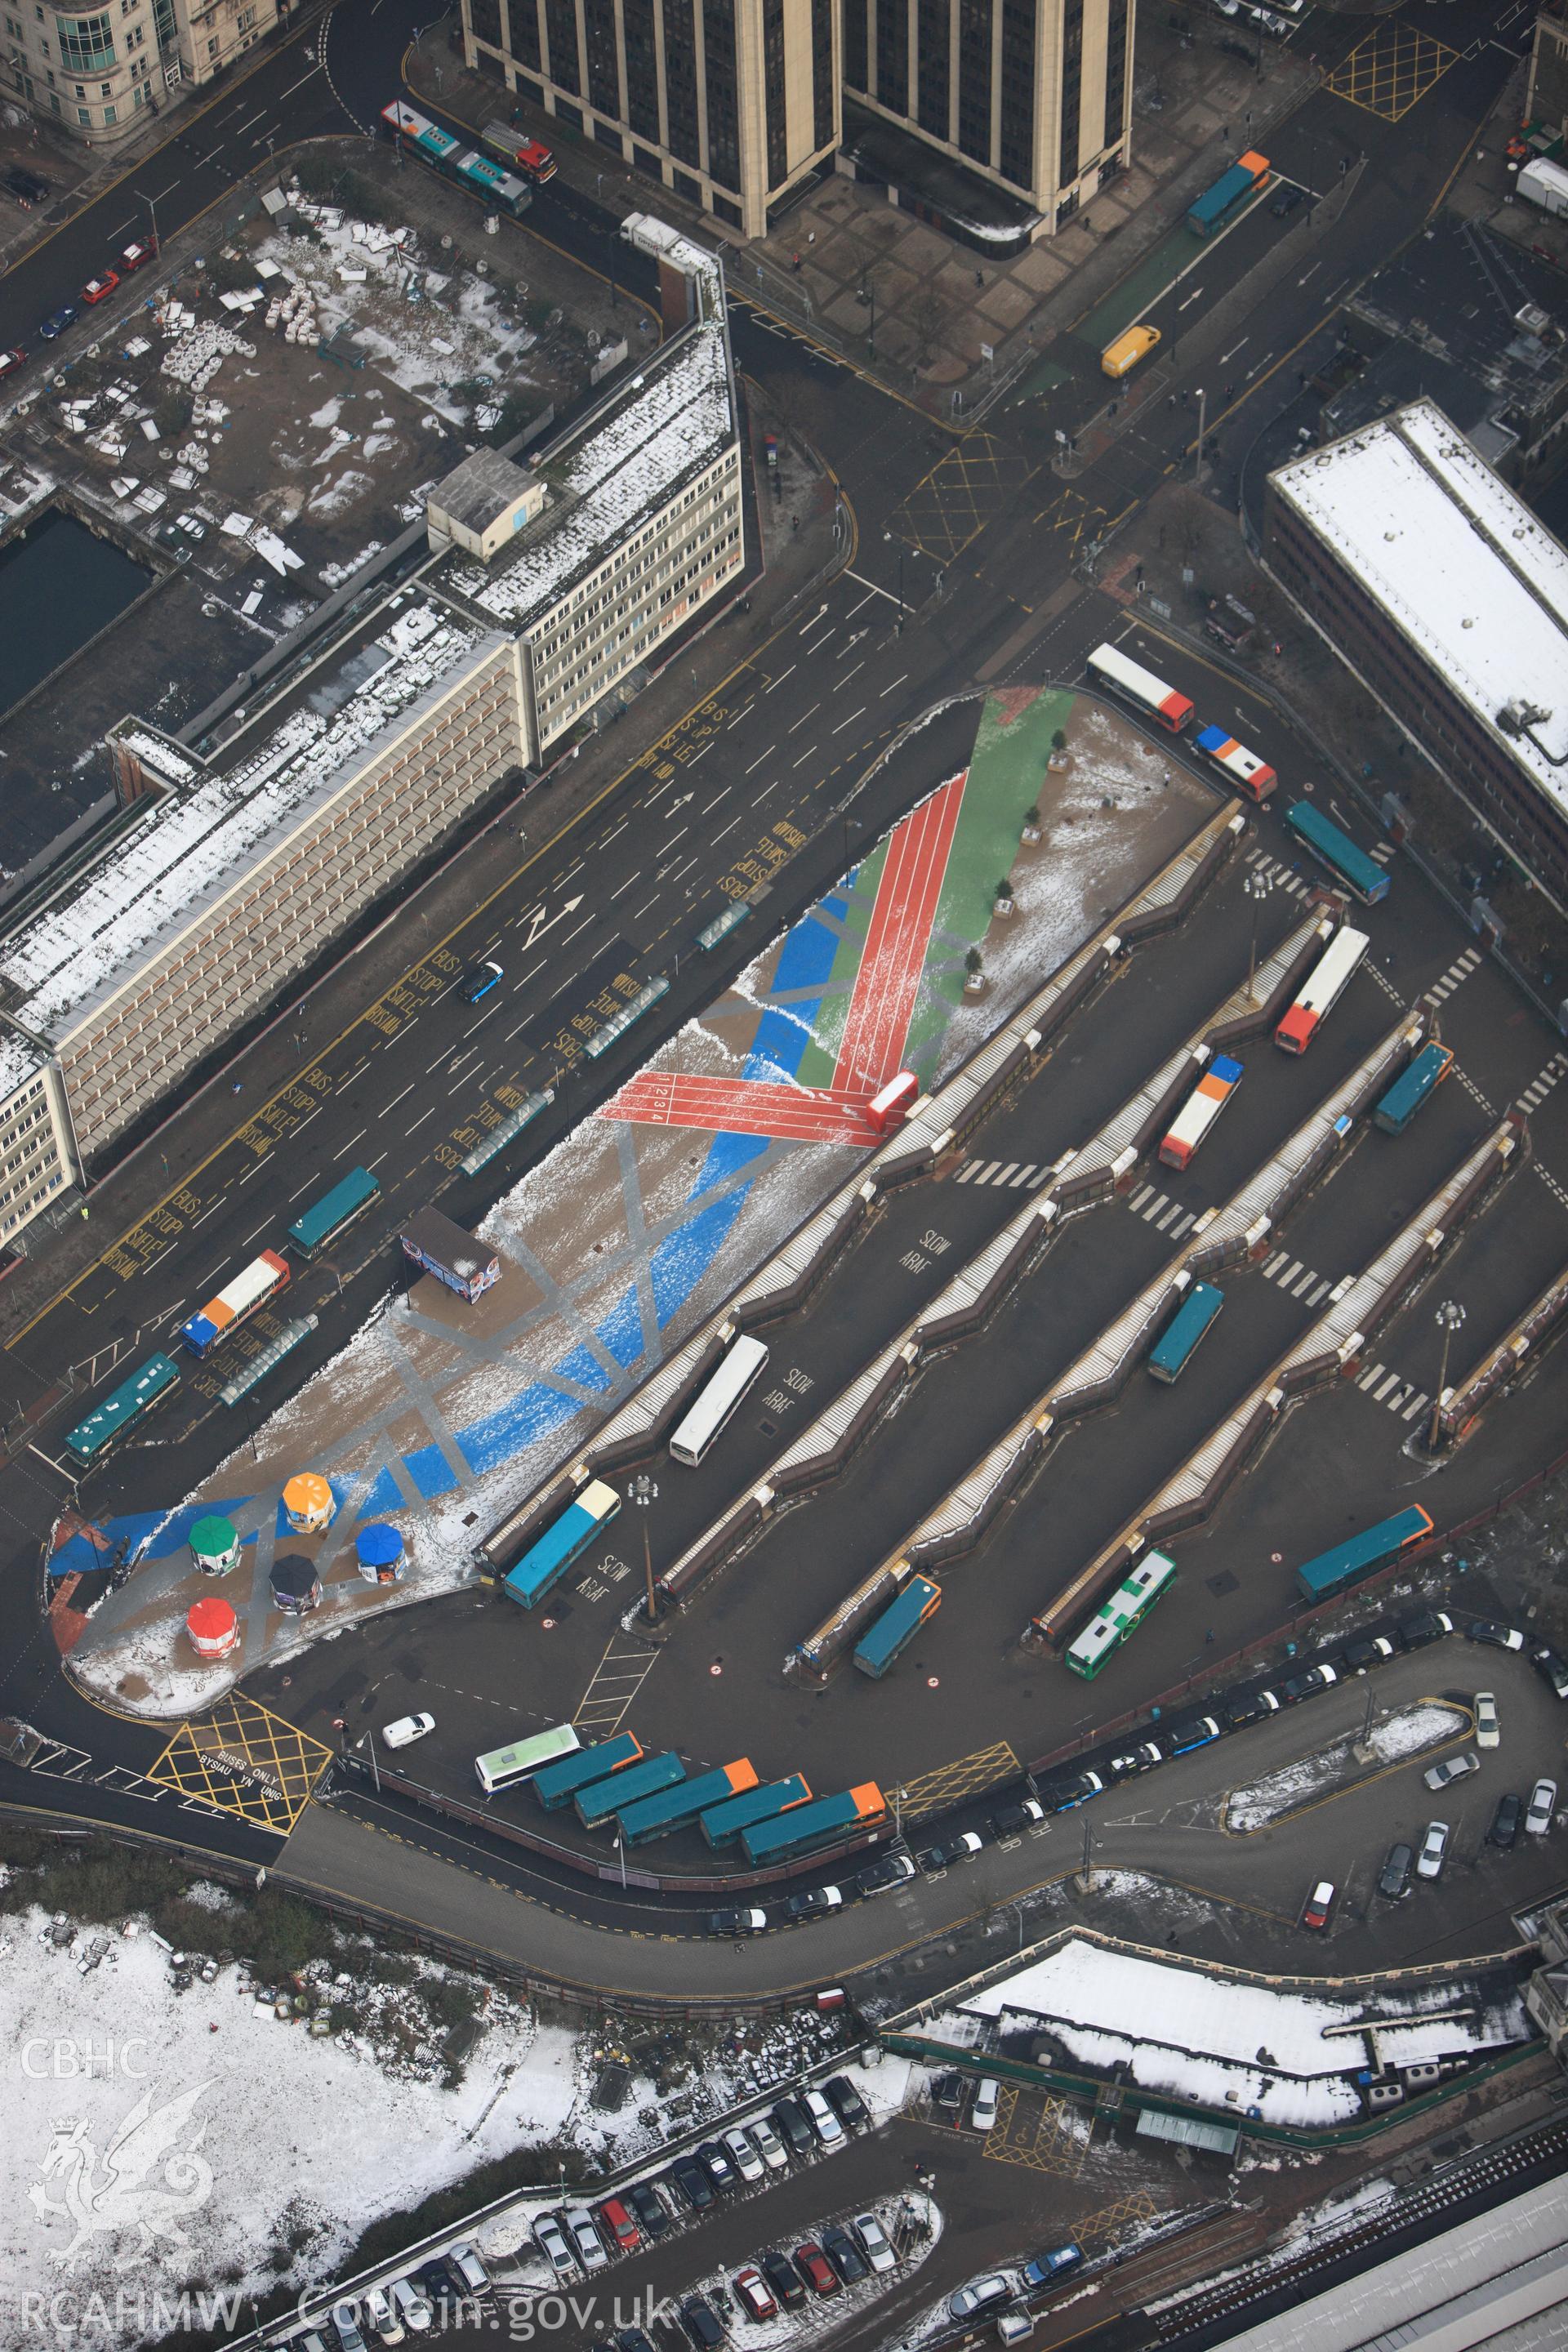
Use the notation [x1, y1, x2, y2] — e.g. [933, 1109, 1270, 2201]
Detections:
[474, 1723, 581, 1795]
[1065, 1552, 1178, 1680]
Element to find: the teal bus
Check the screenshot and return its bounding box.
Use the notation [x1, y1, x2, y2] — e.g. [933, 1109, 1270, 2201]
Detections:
[1148, 1281, 1224, 1383]
[1294, 1508, 1433, 1602]
[1284, 801, 1390, 906]
[1065, 1552, 1178, 1680]
[287, 1165, 381, 1258]
[65, 1352, 181, 1467]
[1374, 1044, 1454, 1135]
[576, 1751, 684, 1829]
[531, 1732, 643, 1811]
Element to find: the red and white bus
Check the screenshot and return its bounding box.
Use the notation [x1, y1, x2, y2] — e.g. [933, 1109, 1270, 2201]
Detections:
[866, 1071, 920, 1134]
[1085, 644, 1194, 733]
[180, 1250, 290, 1356]
[1193, 724, 1276, 803]
[1159, 1053, 1243, 1169]
[1275, 925, 1369, 1054]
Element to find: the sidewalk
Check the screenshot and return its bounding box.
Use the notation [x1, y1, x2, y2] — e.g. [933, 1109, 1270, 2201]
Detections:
[0, 394, 840, 1365]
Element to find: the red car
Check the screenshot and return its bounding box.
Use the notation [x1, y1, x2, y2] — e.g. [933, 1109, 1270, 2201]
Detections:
[733, 2266, 777, 2321]
[118, 238, 157, 274]
[793, 2243, 840, 2297]
[81, 270, 119, 304]
[595, 2196, 639, 2256]
[1301, 1878, 1336, 1932]
[0, 347, 26, 382]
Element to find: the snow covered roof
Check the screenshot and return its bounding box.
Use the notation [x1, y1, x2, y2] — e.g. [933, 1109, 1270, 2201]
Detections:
[1270, 400, 1568, 812]
[0, 1028, 45, 1103]
[0, 599, 496, 1045]
[438, 313, 737, 634]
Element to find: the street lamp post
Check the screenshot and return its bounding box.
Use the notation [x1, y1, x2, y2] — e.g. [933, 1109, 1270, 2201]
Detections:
[1428, 1300, 1466, 1454]
[1243, 867, 1275, 1002]
[1194, 386, 1208, 484]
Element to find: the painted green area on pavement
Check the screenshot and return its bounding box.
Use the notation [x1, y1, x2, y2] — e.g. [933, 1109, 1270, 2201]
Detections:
[1073, 223, 1196, 350]
[1017, 358, 1075, 403]
[794, 853, 884, 1089]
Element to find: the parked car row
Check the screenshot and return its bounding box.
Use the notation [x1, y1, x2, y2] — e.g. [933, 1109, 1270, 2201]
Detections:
[593, 2212, 902, 2350]
[949, 2245, 1085, 2339]
[2, 233, 159, 387]
[293, 2243, 492, 2350]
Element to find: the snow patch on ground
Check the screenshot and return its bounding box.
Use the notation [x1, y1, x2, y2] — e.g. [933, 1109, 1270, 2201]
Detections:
[1224, 1704, 1465, 1831]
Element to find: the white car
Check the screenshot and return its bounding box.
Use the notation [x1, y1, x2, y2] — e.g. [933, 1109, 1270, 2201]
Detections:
[1526, 1779, 1557, 1836]
[561, 2207, 608, 2273]
[971, 2078, 1001, 2130]
[362, 2288, 403, 2345]
[1473, 1692, 1499, 1749]
[748, 2115, 788, 2170]
[801, 2087, 844, 2146]
[1417, 1820, 1450, 1880]
[723, 2126, 765, 2182]
[387, 2279, 432, 2335]
[532, 2212, 575, 2278]
[381, 1713, 435, 1749]
[854, 2212, 896, 2274]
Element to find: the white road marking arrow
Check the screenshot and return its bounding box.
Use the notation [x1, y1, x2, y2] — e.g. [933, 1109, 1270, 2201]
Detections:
[519, 893, 585, 950]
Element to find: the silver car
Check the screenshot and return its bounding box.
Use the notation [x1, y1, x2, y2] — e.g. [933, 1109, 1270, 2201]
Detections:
[532, 2212, 576, 2279]
[1526, 1779, 1557, 1836]
[854, 2212, 897, 2274]
[562, 2207, 609, 2273]
[1423, 1750, 1479, 1793]
[1417, 1820, 1450, 1880]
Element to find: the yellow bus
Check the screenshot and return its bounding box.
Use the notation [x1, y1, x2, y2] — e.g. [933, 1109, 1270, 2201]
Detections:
[1101, 324, 1161, 379]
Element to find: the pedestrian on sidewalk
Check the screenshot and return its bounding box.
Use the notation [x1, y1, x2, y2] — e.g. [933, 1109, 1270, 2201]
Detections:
[791, 251, 801, 271]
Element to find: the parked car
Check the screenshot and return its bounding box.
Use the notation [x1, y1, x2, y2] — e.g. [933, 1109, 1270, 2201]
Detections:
[1343, 1634, 1394, 1672]
[445, 2246, 489, 2297]
[1106, 1741, 1162, 1779]
[758, 2248, 806, 2309]
[1526, 1780, 1557, 1836]
[990, 1797, 1045, 1837]
[800, 2087, 844, 2146]
[679, 2293, 725, 2350]
[1021, 2243, 1084, 2289]
[1530, 1643, 1568, 1699]
[971, 2077, 1001, 2131]
[1488, 1793, 1523, 1850]
[1223, 1687, 1281, 1729]
[1252, 7, 1292, 32]
[733, 2265, 777, 2321]
[38, 304, 78, 340]
[81, 270, 119, 305]
[786, 1884, 843, 1921]
[931, 2070, 966, 2110]
[362, 2288, 403, 2345]
[0, 348, 26, 383]
[770, 2097, 814, 2159]
[1468, 1619, 1524, 1652]
[823, 2073, 871, 2132]
[1039, 1771, 1106, 1811]
[1281, 1663, 1339, 1703]
[596, 2197, 640, 2255]
[1301, 1879, 1336, 1931]
[386, 2278, 432, 2336]
[950, 2274, 1015, 2323]
[667, 2155, 715, 2212]
[331, 2307, 369, 2352]
[118, 236, 158, 272]
[1396, 1609, 1453, 1650]
[857, 1852, 916, 1895]
[532, 2212, 576, 2278]
[381, 1712, 434, 1749]
[1164, 1716, 1221, 1755]
[1424, 1750, 1479, 1793]
[722, 2126, 764, 2182]
[822, 2223, 868, 2283]
[626, 2180, 670, 2238]
[1378, 1842, 1414, 1900]
[1271, 184, 1304, 216]
[747, 2115, 787, 2170]
[854, 2212, 897, 2274]
[1417, 1820, 1450, 1880]
[5, 165, 50, 205]
[695, 2140, 739, 2196]
[794, 2243, 840, 2296]
[919, 1831, 985, 1868]
[616, 2334, 657, 2352]
[709, 1906, 768, 1936]
[1472, 1691, 1500, 1748]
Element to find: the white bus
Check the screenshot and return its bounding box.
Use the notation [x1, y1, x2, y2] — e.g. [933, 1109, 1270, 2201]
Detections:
[1275, 924, 1369, 1054]
[669, 1334, 769, 1467]
[474, 1722, 581, 1795]
[1085, 643, 1194, 733]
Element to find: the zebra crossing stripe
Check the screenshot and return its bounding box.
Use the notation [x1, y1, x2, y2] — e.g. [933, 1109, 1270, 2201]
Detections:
[1008, 1165, 1035, 1187]
[956, 1162, 978, 1182]
[1171, 1213, 1196, 1237]
[995, 1163, 1020, 1186]
[1290, 1269, 1318, 1297]
[1263, 1251, 1286, 1276]
[1155, 1202, 1182, 1230]
[1027, 1167, 1051, 1189]
[1130, 1185, 1156, 1210]
[1279, 1259, 1303, 1286]
[1306, 1281, 1330, 1306]
[1402, 1394, 1429, 1422]
[1357, 1362, 1384, 1391]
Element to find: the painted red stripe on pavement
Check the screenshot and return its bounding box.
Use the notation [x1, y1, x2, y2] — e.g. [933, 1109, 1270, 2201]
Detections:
[832, 769, 967, 1094]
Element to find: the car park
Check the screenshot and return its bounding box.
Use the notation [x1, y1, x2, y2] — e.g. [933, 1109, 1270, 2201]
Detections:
[801, 2087, 844, 2146]
[38, 305, 78, 340]
[759, 2249, 806, 2310]
[597, 2197, 639, 2255]
[733, 2266, 777, 2321]
[1107, 1741, 1162, 1779]
[950, 2274, 1014, 2323]
[0, 348, 26, 383]
[919, 1830, 985, 1867]
[971, 2077, 1000, 2130]
[381, 1712, 434, 1748]
[786, 1884, 843, 1921]
[1417, 1821, 1450, 1880]
[1473, 1692, 1499, 1748]
[855, 2212, 896, 2273]
[457, 960, 503, 1003]
[695, 2140, 739, 2195]
[332, 2307, 369, 2352]
[1488, 1793, 1522, 1850]
[722, 2126, 764, 2182]
[1424, 1750, 1479, 1792]
[1526, 1780, 1557, 1836]
[1271, 184, 1304, 215]
[1468, 1619, 1524, 1652]
[667, 2156, 715, 2212]
[387, 2279, 432, 2335]
[1223, 1687, 1281, 1729]
[446, 2246, 489, 2296]
[709, 1906, 768, 1936]
[770, 2097, 814, 2158]
[1397, 1610, 1453, 1650]
[81, 270, 119, 305]
[1343, 1635, 1394, 1672]
[1301, 1880, 1336, 1931]
[532, 2212, 576, 2278]
[1281, 1664, 1338, 1703]
[794, 2243, 840, 2296]
[747, 2116, 787, 2170]
[118, 237, 158, 272]
[857, 1851, 916, 1895]
[1021, 2243, 1084, 2288]
[823, 2073, 871, 2131]
[1530, 1645, 1568, 1699]
[679, 2294, 725, 2349]
[1378, 1842, 1414, 1900]
[990, 1797, 1046, 1836]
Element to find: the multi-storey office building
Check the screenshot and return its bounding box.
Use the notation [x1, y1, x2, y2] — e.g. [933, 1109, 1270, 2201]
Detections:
[1265, 399, 1568, 919]
[459, 0, 839, 236]
[2, 0, 279, 149]
[0, 218, 741, 1252]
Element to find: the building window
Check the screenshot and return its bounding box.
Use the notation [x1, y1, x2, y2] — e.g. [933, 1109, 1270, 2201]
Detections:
[811, 0, 832, 146]
[1102, 0, 1128, 153]
[205, 29, 216, 48]
[1058, 0, 1082, 185]
[843, 0, 866, 88]
[621, 0, 657, 138]
[875, 0, 907, 113]
[542, 0, 577, 91]
[999, 0, 1034, 186]
[582, 0, 617, 113]
[664, 0, 699, 167]
[915, 0, 947, 136]
[56, 7, 113, 67]
[956, 0, 990, 165]
[75, 96, 87, 112]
